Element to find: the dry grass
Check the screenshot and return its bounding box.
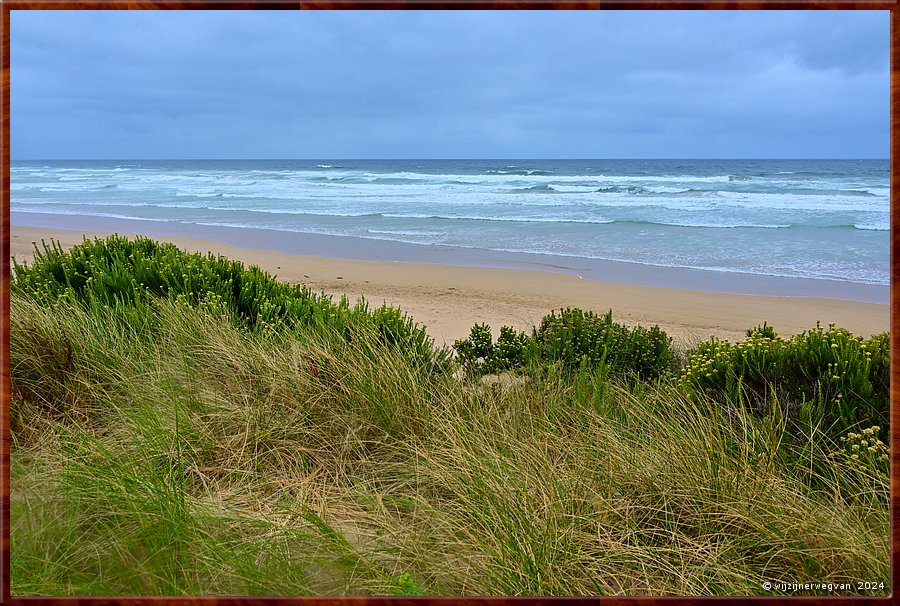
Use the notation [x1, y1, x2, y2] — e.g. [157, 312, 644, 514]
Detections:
[9, 293, 890, 596]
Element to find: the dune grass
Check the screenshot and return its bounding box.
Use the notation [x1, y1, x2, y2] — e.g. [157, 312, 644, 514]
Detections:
[9, 283, 890, 596]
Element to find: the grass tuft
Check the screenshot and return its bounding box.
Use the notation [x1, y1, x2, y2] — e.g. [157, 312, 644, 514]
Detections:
[10, 237, 890, 596]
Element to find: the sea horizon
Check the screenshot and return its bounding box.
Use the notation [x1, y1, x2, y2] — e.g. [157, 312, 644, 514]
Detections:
[10, 157, 891, 162]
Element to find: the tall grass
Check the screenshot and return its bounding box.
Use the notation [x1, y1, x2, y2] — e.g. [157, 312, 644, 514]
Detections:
[10, 287, 889, 596]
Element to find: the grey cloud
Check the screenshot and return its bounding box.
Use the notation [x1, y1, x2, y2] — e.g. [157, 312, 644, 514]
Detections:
[11, 9, 888, 159]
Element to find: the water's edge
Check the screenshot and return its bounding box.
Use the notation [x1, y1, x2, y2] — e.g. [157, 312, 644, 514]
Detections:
[12, 211, 889, 305]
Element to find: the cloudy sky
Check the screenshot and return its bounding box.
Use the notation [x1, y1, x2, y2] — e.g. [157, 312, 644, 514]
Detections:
[11, 10, 889, 159]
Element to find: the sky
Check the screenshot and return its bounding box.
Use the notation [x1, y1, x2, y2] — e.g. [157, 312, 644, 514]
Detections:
[10, 10, 890, 160]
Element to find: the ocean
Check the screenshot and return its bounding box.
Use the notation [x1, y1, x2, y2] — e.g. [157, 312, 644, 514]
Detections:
[10, 159, 890, 288]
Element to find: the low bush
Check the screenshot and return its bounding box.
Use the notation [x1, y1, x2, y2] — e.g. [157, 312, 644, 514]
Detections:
[12, 235, 450, 372]
[453, 324, 532, 375]
[454, 308, 673, 381]
[681, 322, 889, 440]
[534, 309, 673, 380]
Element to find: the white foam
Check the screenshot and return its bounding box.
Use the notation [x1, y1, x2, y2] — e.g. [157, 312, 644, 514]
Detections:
[853, 222, 890, 231]
[10, 208, 170, 223]
[367, 229, 447, 237]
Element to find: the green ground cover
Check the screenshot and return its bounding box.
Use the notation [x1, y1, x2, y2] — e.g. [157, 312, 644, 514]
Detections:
[9, 236, 890, 596]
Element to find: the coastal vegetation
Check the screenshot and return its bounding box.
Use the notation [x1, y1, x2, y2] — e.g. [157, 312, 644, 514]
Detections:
[9, 236, 890, 596]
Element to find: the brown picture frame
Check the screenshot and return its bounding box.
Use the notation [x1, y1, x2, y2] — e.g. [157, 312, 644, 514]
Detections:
[1, 2, 896, 603]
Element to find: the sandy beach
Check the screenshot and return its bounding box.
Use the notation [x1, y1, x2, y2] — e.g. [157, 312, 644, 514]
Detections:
[8, 224, 889, 348]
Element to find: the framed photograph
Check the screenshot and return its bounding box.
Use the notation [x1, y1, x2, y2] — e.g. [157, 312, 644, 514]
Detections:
[3, 3, 893, 598]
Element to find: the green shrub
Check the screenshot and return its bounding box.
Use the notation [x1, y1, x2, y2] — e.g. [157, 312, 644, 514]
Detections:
[12, 235, 450, 372]
[681, 322, 889, 439]
[494, 326, 530, 371]
[453, 324, 528, 375]
[454, 309, 673, 381]
[533, 308, 673, 380]
[747, 321, 776, 340]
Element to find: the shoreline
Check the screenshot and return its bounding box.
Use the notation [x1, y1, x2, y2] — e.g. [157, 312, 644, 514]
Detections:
[9, 220, 889, 348]
[11, 211, 889, 305]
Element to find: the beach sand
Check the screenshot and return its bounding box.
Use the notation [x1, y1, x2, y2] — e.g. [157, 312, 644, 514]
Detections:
[9, 224, 889, 348]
